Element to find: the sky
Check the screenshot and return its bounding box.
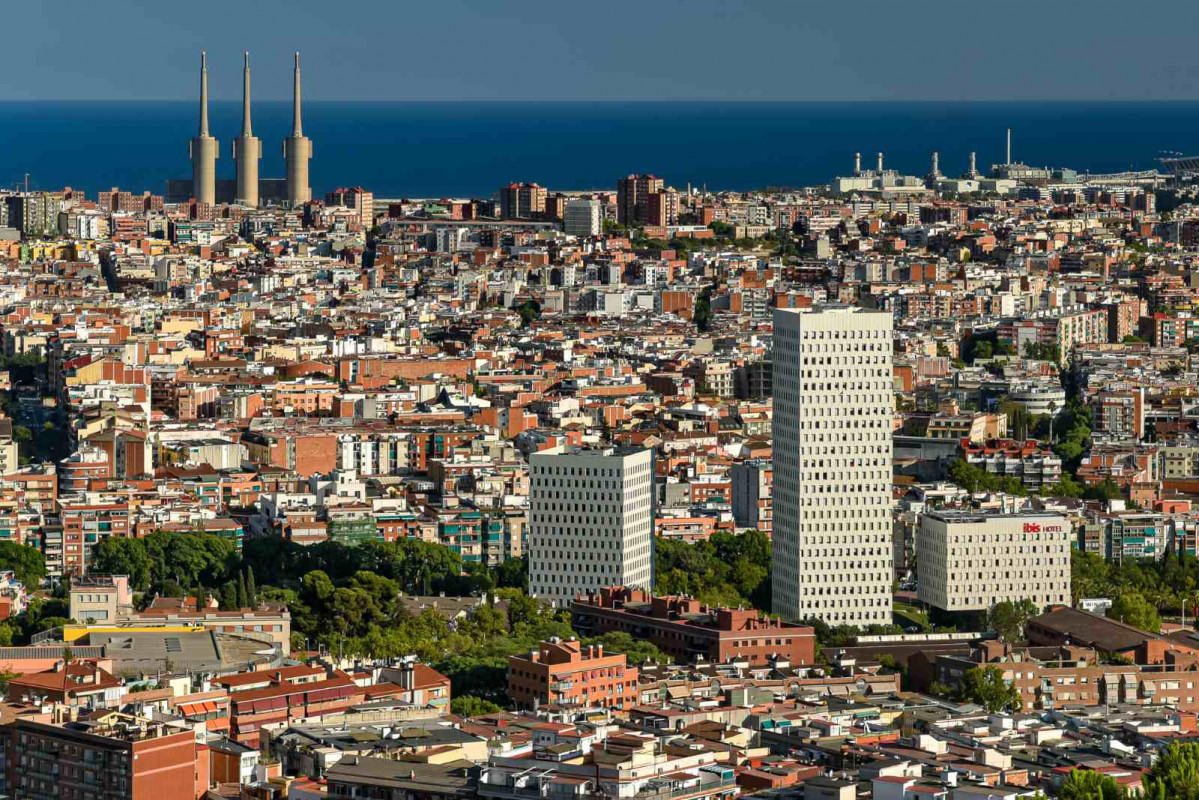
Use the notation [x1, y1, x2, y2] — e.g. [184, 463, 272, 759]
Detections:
[7, 0, 1199, 102]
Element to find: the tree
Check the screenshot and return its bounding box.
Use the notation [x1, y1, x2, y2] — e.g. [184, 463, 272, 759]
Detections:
[583, 631, 666, 665]
[516, 300, 541, 328]
[1083, 478, 1123, 503]
[1143, 741, 1199, 799]
[960, 665, 1022, 713]
[220, 582, 238, 611]
[987, 599, 1039, 644]
[1058, 769, 1128, 800]
[237, 572, 249, 609]
[90, 536, 152, 590]
[0, 541, 46, 589]
[1108, 591, 1161, 633]
[693, 285, 713, 332]
[244, 566, 257, 607]
[451, 695, 502, 717]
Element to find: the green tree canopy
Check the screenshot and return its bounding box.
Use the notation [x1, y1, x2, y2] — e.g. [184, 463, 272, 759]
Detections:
[451, 695, 502, 717]
[987, 599, 1039, 644]
[1143, 741, 1199, 799]
[1108, 590, 1161, 633]
[90, 536, 152, 589]
[1058, 769, 1128, 800]
[0, 541, 46, 589]
[960, 665, 1022, 713]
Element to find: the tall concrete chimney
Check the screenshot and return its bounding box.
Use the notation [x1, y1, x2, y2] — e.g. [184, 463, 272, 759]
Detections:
[234, 51, 261, 207]
[969, 151, 977, 177]
[190, 51, 219, 206]
[877, 152, 884, 173]
[931, 151, 940, 176]
[1006, 128, 1012, 166]
[284, 52, 313, 206]
[853, 152, 861, 175]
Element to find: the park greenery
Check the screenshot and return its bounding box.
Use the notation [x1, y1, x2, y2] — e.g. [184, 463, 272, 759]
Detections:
[62, 531, 697, 707]
[654, 530, 771, 609]
[1072, 549, 1199, 621]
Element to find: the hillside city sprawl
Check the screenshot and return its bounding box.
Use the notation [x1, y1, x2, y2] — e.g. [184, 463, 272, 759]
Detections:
[9, 54, 1199, 800]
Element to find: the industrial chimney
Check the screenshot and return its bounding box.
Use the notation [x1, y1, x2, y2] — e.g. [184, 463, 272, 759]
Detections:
[234, 51, 262, 207]
[283, 52, 313, 206]
[189, 51, 219, 205]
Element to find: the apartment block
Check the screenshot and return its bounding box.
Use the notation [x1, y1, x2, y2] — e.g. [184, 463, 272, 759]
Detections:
[507, 637, 638, 710]
[3, 718, 200, 800]
[572, 587, 815, 665]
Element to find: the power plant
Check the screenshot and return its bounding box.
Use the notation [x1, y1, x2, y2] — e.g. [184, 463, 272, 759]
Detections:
[283, 52, 312, 206]
[189, 52, 219, 206]
[233, 52, 261, 207]
[182, 51, 312, 207]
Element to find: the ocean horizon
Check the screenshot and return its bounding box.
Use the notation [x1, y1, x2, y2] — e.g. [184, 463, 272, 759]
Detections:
[2, 100, 1197, 200]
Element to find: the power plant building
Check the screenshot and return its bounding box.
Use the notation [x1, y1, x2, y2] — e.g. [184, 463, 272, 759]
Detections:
[175, 51, 312, 207]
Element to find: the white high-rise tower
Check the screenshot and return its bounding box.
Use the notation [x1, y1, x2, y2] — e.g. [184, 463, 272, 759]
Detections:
[771, 305, 894, 625]
[528, 447, 654, 607]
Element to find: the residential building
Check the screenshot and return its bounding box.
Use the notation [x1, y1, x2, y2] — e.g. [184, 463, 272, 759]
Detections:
[572, 587, 815, 665]
[528, 446, 654, 607]
[617, 174, 663, 226]
[564, 198, 602, 237]
[730, 460, 772, 533]
[499, 182, 547, 220]
[507, 637, 638, 710]
[69, 574, 133, 623]
[771, 306, 894, 625]
[3, 717, 199, 800]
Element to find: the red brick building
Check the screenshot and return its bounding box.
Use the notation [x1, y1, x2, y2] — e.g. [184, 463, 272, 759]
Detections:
[572, 587, 816, 666]
[507, 638, 638, 711]
[5, 718, 199, 800]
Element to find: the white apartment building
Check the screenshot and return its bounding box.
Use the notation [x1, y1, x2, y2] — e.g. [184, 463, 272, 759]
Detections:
[564, 199, 602, 237]
[528, 446, 654, 606]
[772, 305, 894, 625]
[917, 511, 1072, 612]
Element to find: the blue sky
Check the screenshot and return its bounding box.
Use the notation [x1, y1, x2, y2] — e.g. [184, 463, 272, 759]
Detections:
[8, 0, 1199, 101]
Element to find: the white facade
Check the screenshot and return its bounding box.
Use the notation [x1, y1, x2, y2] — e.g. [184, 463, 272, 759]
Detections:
[529, 447, 654, 606]
[916, 512, 1072, 612]
[564, 199, 602, 237]
[772, 306, 894, 625]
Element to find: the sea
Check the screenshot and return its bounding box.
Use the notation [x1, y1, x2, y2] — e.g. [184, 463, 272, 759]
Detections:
[1, 100, 1198, 200]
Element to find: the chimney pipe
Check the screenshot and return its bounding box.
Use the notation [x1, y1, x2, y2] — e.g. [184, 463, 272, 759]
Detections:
[1006, 128, 1012, 166]
[877, 152, 884, 173]
[853, 152, 861, 175]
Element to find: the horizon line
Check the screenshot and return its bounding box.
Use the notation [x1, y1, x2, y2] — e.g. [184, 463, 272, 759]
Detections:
[3, 97, 1199, 104]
